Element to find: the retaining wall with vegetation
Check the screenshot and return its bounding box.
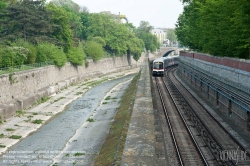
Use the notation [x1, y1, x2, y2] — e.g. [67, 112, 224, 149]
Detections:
[0, 53, 151, 120]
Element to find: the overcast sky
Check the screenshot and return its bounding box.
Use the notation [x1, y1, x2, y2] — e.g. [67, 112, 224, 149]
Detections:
[70, 0, 184, 28]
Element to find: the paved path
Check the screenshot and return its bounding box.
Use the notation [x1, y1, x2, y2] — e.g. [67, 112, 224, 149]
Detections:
[121, 55, 158, 165]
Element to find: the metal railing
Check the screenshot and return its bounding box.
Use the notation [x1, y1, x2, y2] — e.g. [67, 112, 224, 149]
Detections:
[0, 61, 54, 75]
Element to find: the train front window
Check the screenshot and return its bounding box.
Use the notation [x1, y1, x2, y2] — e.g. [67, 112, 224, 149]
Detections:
[154, 62, 163, 69]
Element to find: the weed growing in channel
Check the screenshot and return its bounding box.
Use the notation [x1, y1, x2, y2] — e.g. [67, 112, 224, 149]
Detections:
[76, 92, 83, 95]
[0, 144, 6, 148]
[32, 119, 43, 124]
[16, 110, 25, 117]
[5, 128, 15, 131]
[74, 152, 85, 156]
[87, 118, 94, 122]
[0, 133, 5, 138]
[9, 135, 22, 139]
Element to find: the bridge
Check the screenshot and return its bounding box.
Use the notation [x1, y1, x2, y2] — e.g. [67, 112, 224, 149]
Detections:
[159, 47, 180, 57]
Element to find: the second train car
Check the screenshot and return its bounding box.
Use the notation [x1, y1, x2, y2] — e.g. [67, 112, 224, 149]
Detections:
[152, 55, 179, 77]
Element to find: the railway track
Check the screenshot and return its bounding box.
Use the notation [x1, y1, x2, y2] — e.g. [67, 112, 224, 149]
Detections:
[154, 73, 209, 165]
[168, 65, 250, 165]
[153, 64, 250, 165]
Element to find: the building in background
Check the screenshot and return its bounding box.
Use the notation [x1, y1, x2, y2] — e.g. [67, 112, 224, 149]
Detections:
[151, 28, 167, 45]
[151, 28, 177, 47]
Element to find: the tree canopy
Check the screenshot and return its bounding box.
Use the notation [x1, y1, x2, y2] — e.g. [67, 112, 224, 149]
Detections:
[0, 0, 158, 68]
[176, 0, 250, 59]
[136, 21, 160, 52]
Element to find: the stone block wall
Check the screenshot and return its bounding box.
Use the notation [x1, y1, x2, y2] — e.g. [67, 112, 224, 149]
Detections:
[0, 53, 145, 120]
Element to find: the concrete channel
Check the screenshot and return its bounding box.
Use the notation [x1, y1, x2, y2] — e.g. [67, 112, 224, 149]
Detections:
[0, 68, 139, 166]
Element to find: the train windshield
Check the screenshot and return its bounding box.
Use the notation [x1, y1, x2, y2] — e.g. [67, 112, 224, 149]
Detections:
[154, 62, 163, 69]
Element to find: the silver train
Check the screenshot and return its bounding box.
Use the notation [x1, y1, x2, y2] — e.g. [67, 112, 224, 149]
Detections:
[152, 55, 179, 76]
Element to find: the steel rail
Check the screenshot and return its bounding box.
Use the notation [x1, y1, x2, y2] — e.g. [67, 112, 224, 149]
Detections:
[163, 68, 209, 166]
[172, 67, 250, 158]
[167, 66, 240, 165]
[155, 77, 184, 166]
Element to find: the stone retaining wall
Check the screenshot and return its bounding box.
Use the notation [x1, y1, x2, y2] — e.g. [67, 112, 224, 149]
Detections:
[0, 53, 150, 120]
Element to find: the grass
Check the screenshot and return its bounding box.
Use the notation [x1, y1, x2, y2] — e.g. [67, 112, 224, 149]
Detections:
[76, 92, 83, 95]
[32, 112, 38, 115]
[33, 96, 50, 106]
[0, 133, 5, 138]
[105, 96, 112, 100]
[5, 128, 15, 131]
[52, 97, 65, 103]
[105, 96, 117, 100]
[16, 110, 25, 117]
[32, 119, 43, 124]
[87, 118, 94, 122]
[74, 152, 85, 156]
[102, 102, 108, 104]
[94, 71, 140, 166]
[0, 144, 6, 148]
[9, 135, 22, 139]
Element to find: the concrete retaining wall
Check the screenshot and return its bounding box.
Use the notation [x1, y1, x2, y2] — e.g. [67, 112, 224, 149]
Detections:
[179, 55, 250, 94]
[0, 53, 150, 120]
[178, 56, 250, 131]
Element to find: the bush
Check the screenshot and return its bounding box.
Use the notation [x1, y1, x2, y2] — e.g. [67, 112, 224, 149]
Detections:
[0, 46, 15, 68]
[84, 41, 104, 61]
[36, 42, 67, 67]
[0, 45, 28, 67]
[67, 43, 85, 65]
[12, 39, 37, 64]
[88, 36, 106, 47]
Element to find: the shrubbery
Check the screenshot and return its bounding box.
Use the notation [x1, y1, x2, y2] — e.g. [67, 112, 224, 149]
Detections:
[36, 42, 67, 67]
[67, 43, 85, 65]
[85, 41, 104, 61]
[12, 40, 37, 64]
[0, 45, 28, 68]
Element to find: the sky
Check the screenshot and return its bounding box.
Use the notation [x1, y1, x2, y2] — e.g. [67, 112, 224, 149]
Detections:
[70, 0, 184, 28]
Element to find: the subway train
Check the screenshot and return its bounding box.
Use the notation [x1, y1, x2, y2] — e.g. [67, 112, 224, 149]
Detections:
[152, 55, 179, 77]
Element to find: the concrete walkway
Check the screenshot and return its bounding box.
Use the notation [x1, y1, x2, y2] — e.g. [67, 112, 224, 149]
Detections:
[121, 56, 158, 165]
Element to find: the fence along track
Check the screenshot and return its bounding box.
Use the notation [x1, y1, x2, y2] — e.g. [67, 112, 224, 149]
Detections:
[155, 76, 208, 166]
[173, 67, 250, 165]
[167, 65, 250, 165]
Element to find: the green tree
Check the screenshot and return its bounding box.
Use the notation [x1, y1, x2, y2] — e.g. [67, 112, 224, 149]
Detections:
[88, 36, 106, 47]
[67, 43, 85, 65]
[127, 37, 144, 61]
[12, 39, 37, 64]
[46, 2, 73, 53]
[36, 42, 67, 67]
[0, 0, 53, 44]
[0, 0, 7, 9]
[0, 45, 28, 67]
[0, 46, 15, 68]
[136, 21, 159, 52]
[85, 41, 104, 61]
[176, 0, 250, 59]
[166, 29, 177, 46]
[50, 0, 80, 13]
